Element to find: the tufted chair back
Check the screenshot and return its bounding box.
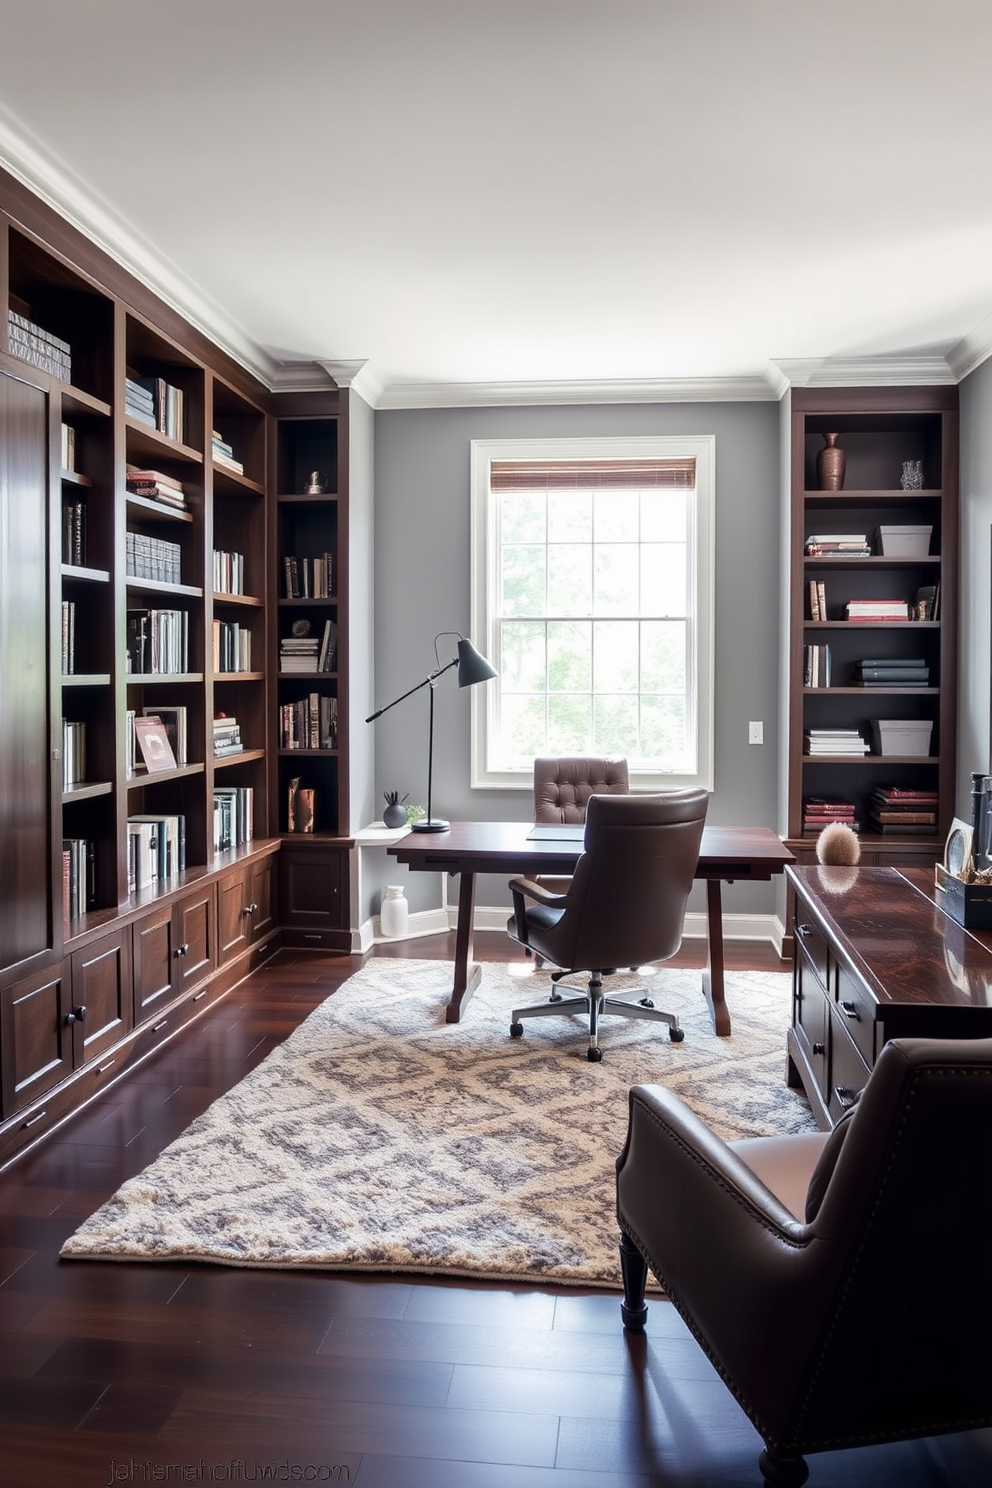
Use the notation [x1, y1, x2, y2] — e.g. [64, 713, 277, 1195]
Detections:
[533, 756, 629, 824]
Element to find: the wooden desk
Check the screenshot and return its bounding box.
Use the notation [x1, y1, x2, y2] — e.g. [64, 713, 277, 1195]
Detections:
[389, 821, 793, 1031]
[787, 863, 992, 1127]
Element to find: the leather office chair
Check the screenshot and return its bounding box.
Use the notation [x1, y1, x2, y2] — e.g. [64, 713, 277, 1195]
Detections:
[616, 1035, 992, 1487]
[507, 788, 708, 1061]
[534, 754, 629, 822]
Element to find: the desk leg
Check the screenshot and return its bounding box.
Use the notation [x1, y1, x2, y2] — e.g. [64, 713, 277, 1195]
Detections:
[446, 871, 482, 1023]
[702, 878, 731, 1037]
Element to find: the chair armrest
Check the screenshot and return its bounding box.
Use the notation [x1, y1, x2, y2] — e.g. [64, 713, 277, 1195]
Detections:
[508, 876, 569, 908]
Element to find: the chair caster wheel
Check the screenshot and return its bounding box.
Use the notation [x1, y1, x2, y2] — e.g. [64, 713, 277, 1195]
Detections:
[639, 996, 655, 1008]
[587, 1046, 603, 1062]
[510, 1022, 524, 1038]
[669, 1027, 685, 1043]
[549, 990, 563, 1003]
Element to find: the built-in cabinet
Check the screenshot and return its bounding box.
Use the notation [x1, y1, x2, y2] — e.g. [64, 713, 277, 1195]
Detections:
[786, 387, 958, 870]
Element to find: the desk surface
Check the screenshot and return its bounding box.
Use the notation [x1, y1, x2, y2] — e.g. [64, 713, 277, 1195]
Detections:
[390, 820, 793, 879]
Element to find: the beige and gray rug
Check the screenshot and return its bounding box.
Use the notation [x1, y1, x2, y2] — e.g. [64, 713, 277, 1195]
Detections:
[61, 957, 815, 1288]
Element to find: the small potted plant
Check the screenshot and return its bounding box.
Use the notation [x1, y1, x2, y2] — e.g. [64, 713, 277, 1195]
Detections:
[382, 790, 409, 829]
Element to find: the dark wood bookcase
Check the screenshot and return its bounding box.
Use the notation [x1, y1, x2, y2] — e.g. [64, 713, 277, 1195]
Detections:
[786, 386, 959, 870]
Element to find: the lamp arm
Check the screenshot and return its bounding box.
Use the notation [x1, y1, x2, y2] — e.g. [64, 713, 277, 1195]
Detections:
[365, 656, 458, 723]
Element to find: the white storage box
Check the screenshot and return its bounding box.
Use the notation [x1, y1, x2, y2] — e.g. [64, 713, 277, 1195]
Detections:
[877, 524, 932, 558]
[871, 719, 934, 756]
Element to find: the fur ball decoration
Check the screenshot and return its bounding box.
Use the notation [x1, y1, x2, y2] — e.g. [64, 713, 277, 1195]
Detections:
[815, 821, 861, 866]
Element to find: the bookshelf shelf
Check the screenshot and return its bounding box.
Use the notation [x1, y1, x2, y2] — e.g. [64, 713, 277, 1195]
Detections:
[61, 563, 111, 584]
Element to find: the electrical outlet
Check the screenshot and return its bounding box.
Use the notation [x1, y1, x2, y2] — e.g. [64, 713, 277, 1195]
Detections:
[748, 721, 764, 745]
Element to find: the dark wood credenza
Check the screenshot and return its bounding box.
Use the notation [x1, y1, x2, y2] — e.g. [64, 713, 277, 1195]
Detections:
[787, 863, 992, 1128]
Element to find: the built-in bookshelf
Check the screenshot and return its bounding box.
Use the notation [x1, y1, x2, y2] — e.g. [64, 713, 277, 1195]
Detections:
[786, 386, 958, 867]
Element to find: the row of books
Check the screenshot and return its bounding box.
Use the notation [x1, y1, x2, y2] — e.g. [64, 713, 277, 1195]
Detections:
[127, 814, 186, 892]
[126, 607, 189, 675]
[126, 530, 182, 585]
[213, 619, 252, 674]
[804, 644, 832, 688]
[125, 375, 185, 442]
[62, 497, 87, 566]
[869, 785, 938, 834]
[61, 600, 77, 674]
[802, 798, 860, 833]
[808, 580, 940, 623]
[279, 619, 337, 673]
[211, 430, 243, 474]
[804, 727, 869, 756]
[213, 715, 244, 757]
[9, 308, 71, 381]
[213, 786, 253, 852]
[126, 466, 188, 510]
[213, 548, 245, 595]
[279, 694, 338, 751]
[283, 554, 333, 598]
[63, 837, 95, 921]
[62, 719, 86, 789]
[61, 422, 76, 472]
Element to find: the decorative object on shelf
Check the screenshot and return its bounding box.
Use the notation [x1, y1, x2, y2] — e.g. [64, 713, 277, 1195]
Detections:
[379, 884, 409, 939]
[287, 777, 315, 833]
[900, 459, 924, 490]
[290, 617, 312, 637]
[366, 633, 498, 833]
[382, 791, 409, 829]
[816, 432, 846, 491]
[815, 820, 861, 866]
[303, 471, 329, 494]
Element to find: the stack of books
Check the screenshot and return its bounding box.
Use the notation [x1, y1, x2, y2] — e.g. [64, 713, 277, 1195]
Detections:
[804, 643, 832, 687]
[213, 715, 244, 757]
[803, 797, 859, 833]
[279, 635, 320, 672]
[869, 786, 938, 834]
[846, 599, 910, 622]
[853, 657, 930, 687]
[804, 727, 869, 756]
[125, 376, 184, 440]
[126, 814, 186, 891]
[279, 693, 338, 750]
[804, 533, 871, 557]
[211, 430, 243, 473]
[63, 837, 95, 921]
[61, 719, 86, 789]
[212, 549, 245, 594]
[213, 786, 253, 851]
[9, 309, 71, 381]
[126, 466, 187, 510]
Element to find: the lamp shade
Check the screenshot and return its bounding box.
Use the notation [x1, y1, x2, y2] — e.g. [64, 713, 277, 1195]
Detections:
[456, 637, 498, 687]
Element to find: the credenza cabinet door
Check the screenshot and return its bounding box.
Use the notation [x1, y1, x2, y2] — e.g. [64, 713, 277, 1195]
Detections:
[0, 363, 52, 977]
[1, 962, 73, 1117]
[69, 928, 134, 1067]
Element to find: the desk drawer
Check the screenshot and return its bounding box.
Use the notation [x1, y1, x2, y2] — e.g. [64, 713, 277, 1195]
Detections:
[793, 954, 829, 1093]
[835, 966, 877, 1068]
[794, 917, 830, 993]
[828, 1011, 870, 1122]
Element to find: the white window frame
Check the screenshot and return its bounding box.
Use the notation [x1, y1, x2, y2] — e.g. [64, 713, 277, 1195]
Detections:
[469, 434, 715, 792]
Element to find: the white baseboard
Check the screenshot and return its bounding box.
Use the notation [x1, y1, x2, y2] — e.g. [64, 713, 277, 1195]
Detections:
[356, 905, 790, 960]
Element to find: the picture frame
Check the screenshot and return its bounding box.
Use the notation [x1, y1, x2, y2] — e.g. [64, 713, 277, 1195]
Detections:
[133, 714, 178, 773]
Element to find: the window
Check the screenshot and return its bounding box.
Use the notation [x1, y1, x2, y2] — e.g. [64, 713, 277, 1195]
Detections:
[470, 435, 715, 791]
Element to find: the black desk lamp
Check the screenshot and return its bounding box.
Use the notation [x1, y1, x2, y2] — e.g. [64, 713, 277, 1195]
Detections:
[366, 632, 497, 833]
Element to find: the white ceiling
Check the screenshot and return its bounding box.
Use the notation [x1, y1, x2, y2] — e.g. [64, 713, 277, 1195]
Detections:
[1, 0, 992, 406]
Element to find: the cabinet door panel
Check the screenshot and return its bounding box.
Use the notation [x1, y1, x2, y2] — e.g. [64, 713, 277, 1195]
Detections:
[0, 367, 52, 974]
[249, 857, 276, 942]
[175, 887, 215, 992]
[2, 962, 72, 1115]
[217, 868, 250, 963]
[281, 847, 345, 931]
[71, 930, 133, 1064]
[133, 907, 176, 1023]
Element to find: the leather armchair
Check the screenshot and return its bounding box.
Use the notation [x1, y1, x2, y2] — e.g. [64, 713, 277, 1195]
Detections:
[616, 1035, 992, 1486]
[508, 788, 708, 1060]
[534, 755, 629, 822]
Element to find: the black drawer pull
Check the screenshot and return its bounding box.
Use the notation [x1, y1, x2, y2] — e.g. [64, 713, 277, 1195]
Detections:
[834, 1085, 860, 1111]
[22, 1108, 48, 1129]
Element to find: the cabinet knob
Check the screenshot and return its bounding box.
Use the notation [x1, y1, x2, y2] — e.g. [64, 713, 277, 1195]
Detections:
[796, 923, 813, 938]
[244, 902, 258, 916]
[812, 1042, 825, 1055]
[840, 1000, 860, 1020]
[834, 1085, 860, 1111]
[174, 943, 189, 958]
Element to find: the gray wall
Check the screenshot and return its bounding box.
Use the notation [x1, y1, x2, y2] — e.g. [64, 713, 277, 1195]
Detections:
[959, 361, 992, 808]
[345, 388, 376, 836]
[370, 399, 781, 916]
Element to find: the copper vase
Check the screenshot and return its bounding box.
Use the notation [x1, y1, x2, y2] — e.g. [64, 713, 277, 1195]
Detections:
[816, 433, 846, 491]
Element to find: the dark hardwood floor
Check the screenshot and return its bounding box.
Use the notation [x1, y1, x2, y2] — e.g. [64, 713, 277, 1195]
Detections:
[1, 933, 990, 1488]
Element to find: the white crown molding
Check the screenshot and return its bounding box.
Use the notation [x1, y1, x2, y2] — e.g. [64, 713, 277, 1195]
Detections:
[945, 314, 992, 383]
[0, 103, 281, 389]
[771, 354, 958, 390]
[375, 374, 778, 410]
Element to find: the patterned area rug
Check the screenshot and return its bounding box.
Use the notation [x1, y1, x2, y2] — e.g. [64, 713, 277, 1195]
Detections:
[61, 958, 815, 1288]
